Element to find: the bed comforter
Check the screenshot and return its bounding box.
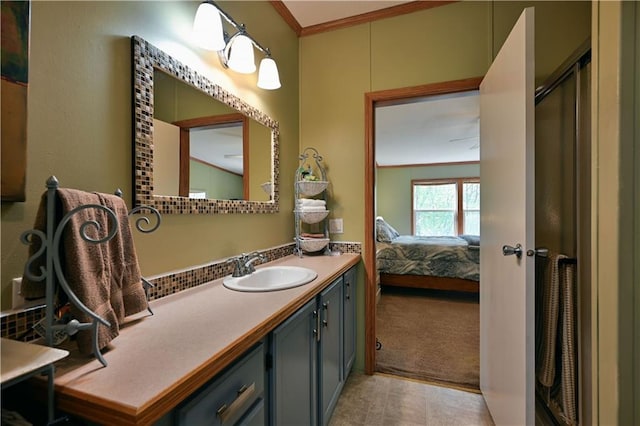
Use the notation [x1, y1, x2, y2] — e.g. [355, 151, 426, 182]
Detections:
[376, 235, 480, 282]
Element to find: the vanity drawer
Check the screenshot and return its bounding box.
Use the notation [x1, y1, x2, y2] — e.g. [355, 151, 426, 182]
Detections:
[176, 342, 265, 426]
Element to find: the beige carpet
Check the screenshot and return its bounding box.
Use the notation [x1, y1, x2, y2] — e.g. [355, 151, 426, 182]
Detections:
[375, 286, 480, 391]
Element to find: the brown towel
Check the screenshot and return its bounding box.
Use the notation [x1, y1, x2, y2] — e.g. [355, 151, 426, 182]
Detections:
[538, 252, 565, 386]
[21, 188, 148, 354]
[301, 233, 325, 239]
[537, 253, 577, 425]
[557, 262, 577, 424]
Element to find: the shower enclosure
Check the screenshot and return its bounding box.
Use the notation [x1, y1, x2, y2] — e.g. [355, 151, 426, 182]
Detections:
[534, 41, 591, 425]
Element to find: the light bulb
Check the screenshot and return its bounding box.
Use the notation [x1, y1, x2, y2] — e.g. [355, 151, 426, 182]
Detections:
[193, 2, 225, 51]
[257, 57, 281, 90]
[227, 34, 256, 74]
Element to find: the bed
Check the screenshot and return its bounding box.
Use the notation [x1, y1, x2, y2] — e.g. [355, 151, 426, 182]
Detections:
[375, 217, 480, 293]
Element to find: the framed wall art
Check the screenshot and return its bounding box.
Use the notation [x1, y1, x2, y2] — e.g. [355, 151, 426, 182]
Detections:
[1, 0, 30, 202]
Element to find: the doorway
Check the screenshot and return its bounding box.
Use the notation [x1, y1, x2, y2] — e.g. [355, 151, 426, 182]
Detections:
[363, 77, 483, 375]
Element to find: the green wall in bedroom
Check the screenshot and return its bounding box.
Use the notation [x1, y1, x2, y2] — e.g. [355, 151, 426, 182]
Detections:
[376, 163, 480, 236]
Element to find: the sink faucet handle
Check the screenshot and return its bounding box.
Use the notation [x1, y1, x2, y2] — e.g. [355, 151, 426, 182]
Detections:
[244, 252, 266, 274]
[226, 256, 245, 277]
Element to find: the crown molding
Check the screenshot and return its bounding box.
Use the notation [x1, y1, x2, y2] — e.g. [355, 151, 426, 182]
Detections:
[270, 1, 457, 37]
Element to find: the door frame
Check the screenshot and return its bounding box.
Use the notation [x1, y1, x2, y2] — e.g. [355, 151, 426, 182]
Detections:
[363, 76, 484, 374]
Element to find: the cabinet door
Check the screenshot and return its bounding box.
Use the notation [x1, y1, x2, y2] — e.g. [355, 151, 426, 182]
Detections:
[270, 298, 318, 426]
[343, 266, 357, 376]
[319, 277, 343, 426]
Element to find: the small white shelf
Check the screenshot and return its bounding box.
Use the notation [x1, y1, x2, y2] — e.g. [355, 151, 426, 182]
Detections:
[1, 338, 69, 386]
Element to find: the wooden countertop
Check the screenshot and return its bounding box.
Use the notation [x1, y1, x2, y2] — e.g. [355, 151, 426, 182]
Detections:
[50, 253, 360, 425]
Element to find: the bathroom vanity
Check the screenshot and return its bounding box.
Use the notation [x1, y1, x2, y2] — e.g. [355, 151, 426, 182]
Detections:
[46, 253, 359, 425]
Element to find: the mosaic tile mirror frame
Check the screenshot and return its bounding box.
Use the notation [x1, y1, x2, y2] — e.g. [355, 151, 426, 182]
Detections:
[131, 35, 280, 215]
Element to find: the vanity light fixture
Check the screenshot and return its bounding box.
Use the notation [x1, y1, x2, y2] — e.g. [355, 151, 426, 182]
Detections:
[193, 1, 281, 90]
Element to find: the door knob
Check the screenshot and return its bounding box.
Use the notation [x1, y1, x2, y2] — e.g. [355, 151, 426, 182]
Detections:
[502, 243, 523, 258]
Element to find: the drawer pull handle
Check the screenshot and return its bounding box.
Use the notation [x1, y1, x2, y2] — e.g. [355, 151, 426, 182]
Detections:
[216, 382, 256, 423]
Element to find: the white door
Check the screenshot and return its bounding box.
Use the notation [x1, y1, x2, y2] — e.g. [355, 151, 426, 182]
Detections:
[479, 8, 535, 425]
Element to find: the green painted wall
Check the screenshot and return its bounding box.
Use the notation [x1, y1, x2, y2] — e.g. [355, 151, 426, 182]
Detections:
[377, 164, 480, 235]
[493, 1, 591, 87]
[371, 2, 492, 90]
[300, 1, 590, 372]
[190, 159, 243, 200]
[592, 2, 640, 423]
[249, 119, 272, 202]
[0, 1, 299, 310]
[154, 69, 237, 121]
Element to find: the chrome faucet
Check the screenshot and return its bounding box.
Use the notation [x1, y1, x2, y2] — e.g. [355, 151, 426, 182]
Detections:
[243, 252, 266, 274]
[227, 252, 266, 277]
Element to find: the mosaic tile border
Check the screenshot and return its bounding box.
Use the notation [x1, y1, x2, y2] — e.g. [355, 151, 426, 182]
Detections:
[0, 305, 46, 343]
[143, 243, 297, 300]
[131, 35, 280, 215]
[1, 242, 361, 342]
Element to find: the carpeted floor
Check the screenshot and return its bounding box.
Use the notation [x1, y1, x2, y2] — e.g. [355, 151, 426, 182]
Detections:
[375, 286, 480, 391]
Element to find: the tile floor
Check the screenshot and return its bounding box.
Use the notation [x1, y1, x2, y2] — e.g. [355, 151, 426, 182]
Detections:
[329, 373, 495, 426]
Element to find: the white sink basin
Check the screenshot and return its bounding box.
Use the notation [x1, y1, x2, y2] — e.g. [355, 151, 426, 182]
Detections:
[223, 266, 318, 292]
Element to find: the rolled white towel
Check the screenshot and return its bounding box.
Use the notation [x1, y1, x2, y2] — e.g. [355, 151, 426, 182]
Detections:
[297, 206, 327, 212]
[298, 198, 326, 207]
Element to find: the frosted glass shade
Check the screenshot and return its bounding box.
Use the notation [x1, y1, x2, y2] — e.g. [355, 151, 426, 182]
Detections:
[193, 3, 225, 51]
[257, 58, 281, 90]
[227, 35, 256, 74]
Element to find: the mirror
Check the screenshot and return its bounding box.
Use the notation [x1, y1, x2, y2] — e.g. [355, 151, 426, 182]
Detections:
[132, 35, 279, 214]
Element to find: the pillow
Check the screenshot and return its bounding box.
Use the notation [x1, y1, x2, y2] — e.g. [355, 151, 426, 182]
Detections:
[376, 217, 400, 242]
[459, 234, 480, 246]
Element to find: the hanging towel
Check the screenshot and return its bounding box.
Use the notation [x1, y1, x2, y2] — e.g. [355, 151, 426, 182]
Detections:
[538, 252, 566, 387]
[537, 253, 577, 425]
[557, 261, 577, 424]
[21, 188, 148, 354]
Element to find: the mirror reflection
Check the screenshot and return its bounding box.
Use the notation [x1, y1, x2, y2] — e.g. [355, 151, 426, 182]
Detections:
[153, 70, 272, 202]
[131, 35, 279, 214]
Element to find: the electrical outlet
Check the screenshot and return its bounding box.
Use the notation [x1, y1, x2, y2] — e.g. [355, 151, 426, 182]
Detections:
[329, 218, 344, 234]
[11, 277, 44, 310]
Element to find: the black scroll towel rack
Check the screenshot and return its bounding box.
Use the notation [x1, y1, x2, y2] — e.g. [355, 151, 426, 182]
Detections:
[20, 176, 161, 368]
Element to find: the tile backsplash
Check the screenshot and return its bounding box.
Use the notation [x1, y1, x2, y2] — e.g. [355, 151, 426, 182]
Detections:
[1, 241, 361, 342]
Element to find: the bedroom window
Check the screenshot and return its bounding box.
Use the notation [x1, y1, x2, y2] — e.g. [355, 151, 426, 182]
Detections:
[412, 178, 480, 236]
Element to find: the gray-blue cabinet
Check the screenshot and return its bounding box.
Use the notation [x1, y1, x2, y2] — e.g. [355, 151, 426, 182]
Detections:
[318, 276, 343, 425]
[270, 276, 343, 426]
[269, 297, 318, 426]
[171, 265, 357, 426]
[175, 342, 266, 426]
[270, 265, 357, 426]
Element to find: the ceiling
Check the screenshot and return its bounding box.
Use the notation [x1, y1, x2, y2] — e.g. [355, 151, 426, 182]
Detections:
[278, 1, 479, 167]
[375, 92, 480, 166]
[191, 125, 244, 175]
[281, 0, 414, 28]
